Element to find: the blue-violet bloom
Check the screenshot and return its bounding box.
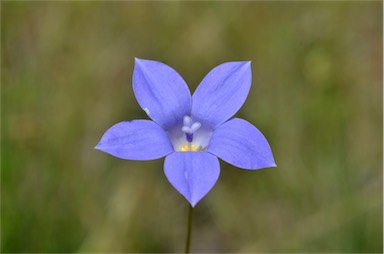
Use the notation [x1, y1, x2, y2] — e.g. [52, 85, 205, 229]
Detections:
[96, 58, 276, 207]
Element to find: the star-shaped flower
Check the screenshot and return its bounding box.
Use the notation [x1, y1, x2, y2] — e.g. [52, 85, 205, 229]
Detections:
[96, 58, 276, 206]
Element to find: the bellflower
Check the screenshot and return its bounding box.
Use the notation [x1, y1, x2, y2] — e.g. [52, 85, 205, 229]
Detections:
[96, 58, 276, 207]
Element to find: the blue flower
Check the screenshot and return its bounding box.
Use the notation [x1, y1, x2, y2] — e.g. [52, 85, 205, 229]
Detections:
[96, 58, 276, 207]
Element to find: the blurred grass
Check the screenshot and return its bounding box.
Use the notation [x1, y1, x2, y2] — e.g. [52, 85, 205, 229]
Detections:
[1, 1, 382, 253]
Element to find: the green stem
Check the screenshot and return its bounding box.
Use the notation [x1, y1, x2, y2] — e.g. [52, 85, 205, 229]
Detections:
[185, 204, 193, 254]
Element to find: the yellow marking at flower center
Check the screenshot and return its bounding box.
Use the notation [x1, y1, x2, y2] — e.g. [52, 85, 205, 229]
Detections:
[179, 144, 200, 152]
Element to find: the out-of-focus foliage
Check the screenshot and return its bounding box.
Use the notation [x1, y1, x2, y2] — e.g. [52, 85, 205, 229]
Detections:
[2, 1, 382, 253]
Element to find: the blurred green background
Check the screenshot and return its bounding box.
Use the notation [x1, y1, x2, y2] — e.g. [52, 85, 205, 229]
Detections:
[2, 1, 382, 253]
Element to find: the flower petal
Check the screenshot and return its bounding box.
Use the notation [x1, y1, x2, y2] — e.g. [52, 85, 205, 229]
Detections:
[191, 61, 252, 129]
[96, 120, 173, 160]
[164, 152, 220, 207]
[208, 118, 276, 170]
[133, 58, 192, 130]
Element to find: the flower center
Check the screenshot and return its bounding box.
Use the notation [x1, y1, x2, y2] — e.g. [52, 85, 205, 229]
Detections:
[178, 116, 202, 151]
[167, 115, 213, 152]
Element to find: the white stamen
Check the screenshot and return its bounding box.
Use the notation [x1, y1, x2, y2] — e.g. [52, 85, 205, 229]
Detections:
[190, 122, 201, 133]
[183, 115, 193, 127]
[182, 126, 192, 133]
[182, 115, 201, 134]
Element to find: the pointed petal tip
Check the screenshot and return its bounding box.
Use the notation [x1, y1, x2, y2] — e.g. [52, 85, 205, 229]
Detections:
[186, 195, 201, 208]
[261, 162, 277, 169]
[239, 163, 277, 170]
[94, 142, 109, 153]
[269, 157, 277, 168]
[243, 61, 252, 69]
[225, 60, 251, 67]
[263, 159, 277, 169]
[266, 158, 277, 168]
[134, 58, 161, 65]
[134, 57, 145, 64]
[236, 60, 251, 66]
[134, 57, 153, 66]
[94, 141, 101, 150]
[185, 197, 198, 207]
